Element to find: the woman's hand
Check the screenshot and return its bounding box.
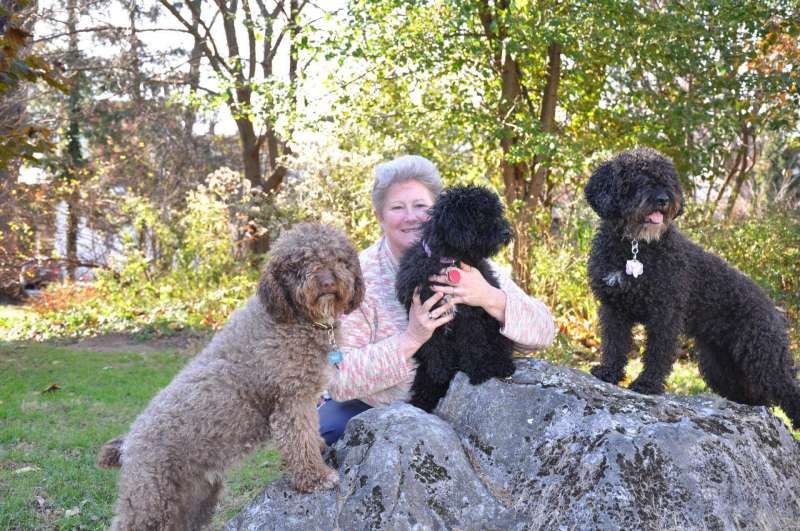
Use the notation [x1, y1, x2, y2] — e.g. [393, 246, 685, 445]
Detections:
[429, 264, 507, 324]
[402, 289, 455, 352]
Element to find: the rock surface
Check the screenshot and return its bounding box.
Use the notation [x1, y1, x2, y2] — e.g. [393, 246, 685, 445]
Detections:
[227, 359, 800, 530]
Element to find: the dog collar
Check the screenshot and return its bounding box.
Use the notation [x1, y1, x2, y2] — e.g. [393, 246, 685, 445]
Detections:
[422, 239, 433, 257]
[421, 239, 457, 263]
[421, 239, 461, 282]
[312, 320, 343, 367]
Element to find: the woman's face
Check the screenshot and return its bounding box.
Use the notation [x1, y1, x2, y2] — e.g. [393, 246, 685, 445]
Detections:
[377, 179, 436, 258]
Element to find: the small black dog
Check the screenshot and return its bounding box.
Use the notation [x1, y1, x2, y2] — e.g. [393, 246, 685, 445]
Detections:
[585, 147, 800, 429]
[396, 185, 515, 412]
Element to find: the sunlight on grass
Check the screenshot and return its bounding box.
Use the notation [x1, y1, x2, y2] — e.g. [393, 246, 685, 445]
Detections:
[212, 447, 283, 529]
[0, 305, 35, 332]
[0, 342, 282, 530]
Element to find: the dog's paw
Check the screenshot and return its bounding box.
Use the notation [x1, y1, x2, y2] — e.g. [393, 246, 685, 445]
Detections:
[590, 365, 624, 384]
[498, 362, 516, 379]
[628, 378, 665, 395]
[292, 466, 339, 493]
[603, 271, 625, 287]
[468, 373, 490, 385]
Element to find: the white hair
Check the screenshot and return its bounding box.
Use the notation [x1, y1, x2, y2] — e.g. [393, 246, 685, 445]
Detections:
[371, 155, 443, 213]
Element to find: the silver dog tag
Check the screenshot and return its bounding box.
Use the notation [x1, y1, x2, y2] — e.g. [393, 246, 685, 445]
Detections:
[626, 259, 643, 278]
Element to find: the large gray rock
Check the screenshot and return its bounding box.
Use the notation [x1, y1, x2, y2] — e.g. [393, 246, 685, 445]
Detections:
[227, 359, 800, 530]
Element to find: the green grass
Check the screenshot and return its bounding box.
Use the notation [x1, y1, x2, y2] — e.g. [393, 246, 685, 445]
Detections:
[0, 305, 34, 330]
[0, 342, 281, 530]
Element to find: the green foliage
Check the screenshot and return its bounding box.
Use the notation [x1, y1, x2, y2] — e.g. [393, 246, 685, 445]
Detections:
[271, 134, 383, 249]
[324, 0, 799, 241]
[684, 207, 800, 345]
[0, 2, 65, 167]
[600, 0, 799, 193]
[527, 203, 598, 324]
[5, 170, 264, 340]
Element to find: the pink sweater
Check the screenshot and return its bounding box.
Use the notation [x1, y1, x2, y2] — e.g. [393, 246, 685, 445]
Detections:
[328, 237, 557, 406]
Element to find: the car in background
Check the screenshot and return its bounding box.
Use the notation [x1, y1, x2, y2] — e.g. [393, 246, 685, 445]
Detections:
[19, 259, 65, 290]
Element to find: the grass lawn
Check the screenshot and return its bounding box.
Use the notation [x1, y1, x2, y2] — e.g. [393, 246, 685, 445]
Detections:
[0, 341, 281, 530]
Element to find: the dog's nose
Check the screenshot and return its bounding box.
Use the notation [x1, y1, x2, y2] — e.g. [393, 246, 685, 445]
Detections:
[318, 270, 337, 292]
[655, 192, 669, 207]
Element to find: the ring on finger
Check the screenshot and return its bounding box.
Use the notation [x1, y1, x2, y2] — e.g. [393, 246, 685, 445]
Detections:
[446, 267, 461, 284]
[427, 311, 435, 320]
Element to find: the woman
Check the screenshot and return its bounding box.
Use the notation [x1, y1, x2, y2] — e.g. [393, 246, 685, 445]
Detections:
[319, 155, 556, 444]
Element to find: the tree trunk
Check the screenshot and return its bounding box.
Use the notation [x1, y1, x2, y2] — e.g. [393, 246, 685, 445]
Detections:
[127, 0, 143, 104]
[262, 0, 300, 195]
[503, 42, 561, 288]
[478, 2, 561, 289]
[237, 117, 263, 190]
[725, 129, 757, 220]
[183, 0, 202, 138]
[64, 0, 82, 282]
[708, 146, 744, 220]
[66, 192, 79, 280]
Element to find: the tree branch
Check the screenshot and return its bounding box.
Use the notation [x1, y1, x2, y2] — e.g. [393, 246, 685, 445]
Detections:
[157, 0, 234, 78]
[242, 0, 257, 80]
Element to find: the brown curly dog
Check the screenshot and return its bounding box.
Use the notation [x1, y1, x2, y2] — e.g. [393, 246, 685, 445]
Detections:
[97, 222, 364, 531]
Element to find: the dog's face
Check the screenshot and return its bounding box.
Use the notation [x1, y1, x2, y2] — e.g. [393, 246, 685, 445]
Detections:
[585, 147, 684, 242]
[258, 223, 365, 324]
[422, 185, 513, 263]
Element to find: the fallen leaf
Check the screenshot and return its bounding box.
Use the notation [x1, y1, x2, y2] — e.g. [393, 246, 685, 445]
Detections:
[41, 383, 61, 393]
[15, 465, 40, 474]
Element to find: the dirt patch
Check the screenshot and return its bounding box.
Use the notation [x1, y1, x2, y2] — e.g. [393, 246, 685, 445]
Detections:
[63, 331, 211, 356]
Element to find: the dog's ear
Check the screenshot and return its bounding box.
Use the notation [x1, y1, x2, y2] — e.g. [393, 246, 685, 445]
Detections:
[674, 185, 685, 218]
[346, 255, 365, 314]
[585, 160, 620, 220]
[481, 212, 513, 258]
[257, 263, 295, 323]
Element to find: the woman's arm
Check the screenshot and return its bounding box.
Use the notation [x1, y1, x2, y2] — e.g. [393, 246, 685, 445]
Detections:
[495, 269, 557, 352]
[429, 262, 556, 352]
[327, 292, 454, 403]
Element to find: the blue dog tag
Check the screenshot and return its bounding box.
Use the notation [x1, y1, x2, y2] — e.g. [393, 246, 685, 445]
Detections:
[328, 350, 343, 366]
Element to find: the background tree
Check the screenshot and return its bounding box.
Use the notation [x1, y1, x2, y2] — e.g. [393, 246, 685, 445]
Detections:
[327, 0, 637, 285]
[597, 1, 799, 220]
[157, 0, 307, 194]
[327, 0, 798, 287]
[0, 0, 64, 297]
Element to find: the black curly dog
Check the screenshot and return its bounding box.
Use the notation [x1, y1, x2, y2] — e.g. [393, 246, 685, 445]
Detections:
[585, 147, 800, 429]
[396, 185, 515, 412]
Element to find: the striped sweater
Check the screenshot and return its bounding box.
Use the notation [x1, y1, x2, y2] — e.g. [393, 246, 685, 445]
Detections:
[328, 237, 557, 406]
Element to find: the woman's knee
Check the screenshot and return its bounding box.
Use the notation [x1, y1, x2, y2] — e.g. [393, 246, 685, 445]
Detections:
[318, 399, 371, 445]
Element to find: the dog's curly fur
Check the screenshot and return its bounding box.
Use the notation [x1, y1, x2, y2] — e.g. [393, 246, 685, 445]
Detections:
[585, 147, 800, 429]
[396, 185, 515, 412]
[98, 223, 364, 530]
